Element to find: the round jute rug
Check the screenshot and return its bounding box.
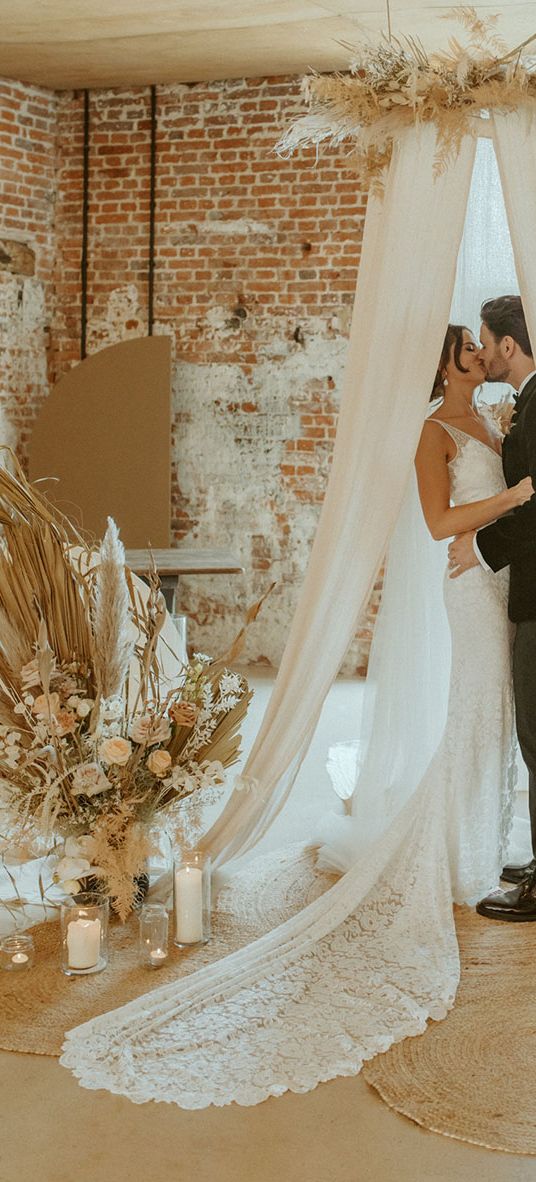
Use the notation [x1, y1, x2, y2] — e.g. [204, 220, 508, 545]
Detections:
[0, 844, 328, 1057]
[363, 904, 536, 1155]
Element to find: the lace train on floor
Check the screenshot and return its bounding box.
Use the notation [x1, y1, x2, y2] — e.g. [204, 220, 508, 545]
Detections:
[61, 779, 459, 1108]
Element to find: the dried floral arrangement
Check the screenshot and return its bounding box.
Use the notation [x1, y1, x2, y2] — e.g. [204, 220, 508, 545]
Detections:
[0, 456, 261, 918]
[277, 8, 536, 186]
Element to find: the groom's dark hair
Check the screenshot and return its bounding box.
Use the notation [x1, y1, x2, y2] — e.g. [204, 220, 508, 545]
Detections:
[481, 295, 533, 358]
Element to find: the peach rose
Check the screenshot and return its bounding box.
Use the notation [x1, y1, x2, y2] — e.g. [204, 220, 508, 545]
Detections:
[146, 749, 172, 778]
[129, 713, 171, 747]
[169, 701, 198, 728]
[99, 736, 132, 766]
[32, 692, 60, 718]
[54, 709, 78, 737]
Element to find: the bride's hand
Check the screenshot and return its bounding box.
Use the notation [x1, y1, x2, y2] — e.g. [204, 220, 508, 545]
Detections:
[509, 476, 534, 508]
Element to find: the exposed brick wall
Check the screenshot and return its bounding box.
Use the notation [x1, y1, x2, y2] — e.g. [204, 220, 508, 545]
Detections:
[0, 79, 57, 456]
[0, 74, 381, 673]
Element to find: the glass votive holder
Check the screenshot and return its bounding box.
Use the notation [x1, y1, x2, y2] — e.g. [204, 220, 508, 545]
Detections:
[171, 612, 188, 665]
[138, 902, 169, 968]
[173, 849, 211, 948]
[60, 892, 109, 976]
[0, 932, 35, 972]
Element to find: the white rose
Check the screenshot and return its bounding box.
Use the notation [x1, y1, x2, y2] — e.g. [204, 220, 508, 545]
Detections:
[99, 736, 132, 766]
[71, 763, 112, 797]
[76, 699, 94, 719]
[64, 834, 99, 860]
[54, 855, 92, 882]
[146, 749, 172, 778]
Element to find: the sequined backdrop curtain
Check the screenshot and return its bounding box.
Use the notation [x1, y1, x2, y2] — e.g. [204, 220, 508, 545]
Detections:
[451, 132, 519, 329]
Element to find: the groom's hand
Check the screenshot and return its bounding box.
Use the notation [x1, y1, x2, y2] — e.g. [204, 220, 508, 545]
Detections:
[448, 531, 479, 578]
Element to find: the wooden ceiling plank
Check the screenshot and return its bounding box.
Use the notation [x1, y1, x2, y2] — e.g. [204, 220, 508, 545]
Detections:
[0, 1, 533, 90]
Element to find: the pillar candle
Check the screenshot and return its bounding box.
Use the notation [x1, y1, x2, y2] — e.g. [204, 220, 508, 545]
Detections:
[174, 865, 203, 943]
[67, 916, 101, 969]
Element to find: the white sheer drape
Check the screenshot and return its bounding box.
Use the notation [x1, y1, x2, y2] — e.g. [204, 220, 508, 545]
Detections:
[317, 463, 451, 872]
[204, 124, 477, 868]
[492, 108, 536, 350]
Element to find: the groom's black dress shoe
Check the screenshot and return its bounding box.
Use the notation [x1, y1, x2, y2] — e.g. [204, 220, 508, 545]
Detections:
[477, 870, 536, 921]
[500, 857, 536, 884]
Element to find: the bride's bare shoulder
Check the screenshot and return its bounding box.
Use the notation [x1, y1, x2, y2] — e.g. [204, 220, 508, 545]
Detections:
[416, 417, 454, 465]
[419, 415, 450, 439]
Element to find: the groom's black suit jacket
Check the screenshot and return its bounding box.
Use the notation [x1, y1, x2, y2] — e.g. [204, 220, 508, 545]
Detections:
[477, 373, 536, 622]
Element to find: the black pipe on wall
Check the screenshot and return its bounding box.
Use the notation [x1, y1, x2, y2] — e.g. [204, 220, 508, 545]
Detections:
[81, 90, 90, 360]
[148, 85, 157, 336]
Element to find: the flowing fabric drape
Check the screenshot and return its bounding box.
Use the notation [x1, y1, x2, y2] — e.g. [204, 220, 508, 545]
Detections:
[317, 461, 452, 872]
[60, 124, 487, 1107]
[492, 109, 536, 350]
[204, 123, 477, 868]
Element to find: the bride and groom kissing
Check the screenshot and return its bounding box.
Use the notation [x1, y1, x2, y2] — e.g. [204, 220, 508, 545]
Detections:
[419, 294, 536, 921]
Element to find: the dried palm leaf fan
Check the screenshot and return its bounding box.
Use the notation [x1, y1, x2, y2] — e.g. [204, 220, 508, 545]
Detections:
[0, 451, 95, 727]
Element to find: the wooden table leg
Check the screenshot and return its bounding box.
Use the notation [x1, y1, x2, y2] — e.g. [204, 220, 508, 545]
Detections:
[159, 575, 178, 614]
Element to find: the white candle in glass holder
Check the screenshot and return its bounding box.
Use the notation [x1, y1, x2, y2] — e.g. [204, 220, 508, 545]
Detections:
[12, 952, 29, 965]
[67, 916, 101, 969]
[174, 865, 203, 943]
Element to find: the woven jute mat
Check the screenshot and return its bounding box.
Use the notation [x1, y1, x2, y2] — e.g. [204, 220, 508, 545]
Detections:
[0, 844, 330, 1058]
[363, 904, 536, 1155]
[0, 907, 266, 1057]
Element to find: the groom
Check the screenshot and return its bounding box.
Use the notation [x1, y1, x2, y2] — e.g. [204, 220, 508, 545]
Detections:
[448, 295, 536, 921]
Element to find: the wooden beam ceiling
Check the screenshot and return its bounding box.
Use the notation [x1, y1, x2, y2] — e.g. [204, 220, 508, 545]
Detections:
[0, 1, 533, 90]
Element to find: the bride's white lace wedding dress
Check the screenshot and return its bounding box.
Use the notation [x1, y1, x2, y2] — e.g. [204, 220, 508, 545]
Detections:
[434, 423, 516, 899]
[60, 428, 519, 1108]
[321, 421, 517, 901]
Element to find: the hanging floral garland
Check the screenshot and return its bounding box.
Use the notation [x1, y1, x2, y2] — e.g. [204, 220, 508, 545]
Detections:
[277, 8, 536, 187]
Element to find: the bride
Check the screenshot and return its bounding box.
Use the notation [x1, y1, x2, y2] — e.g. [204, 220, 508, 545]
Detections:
[419, 324, 530, 900]
[60, 323, 534, 1108]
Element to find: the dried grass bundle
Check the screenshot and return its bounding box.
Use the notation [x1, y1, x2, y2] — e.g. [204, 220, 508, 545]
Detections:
[91, 518, 132, 704]
[276, 8, 536, 186]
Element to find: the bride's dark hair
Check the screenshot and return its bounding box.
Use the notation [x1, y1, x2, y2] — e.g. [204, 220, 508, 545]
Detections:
[430, 324, 471, 401]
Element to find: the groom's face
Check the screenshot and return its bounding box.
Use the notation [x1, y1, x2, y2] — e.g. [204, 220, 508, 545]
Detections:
[479, 324, 511, 383]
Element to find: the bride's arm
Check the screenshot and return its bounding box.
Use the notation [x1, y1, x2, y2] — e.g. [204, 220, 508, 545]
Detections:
[415, 422, 533, 541]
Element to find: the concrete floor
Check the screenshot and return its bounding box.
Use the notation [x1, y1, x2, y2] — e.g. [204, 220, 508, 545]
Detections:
[1, 670, 535, 1182]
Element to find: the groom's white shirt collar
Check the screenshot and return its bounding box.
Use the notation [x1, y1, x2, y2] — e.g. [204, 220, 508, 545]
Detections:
[516, 369, 536, 396]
